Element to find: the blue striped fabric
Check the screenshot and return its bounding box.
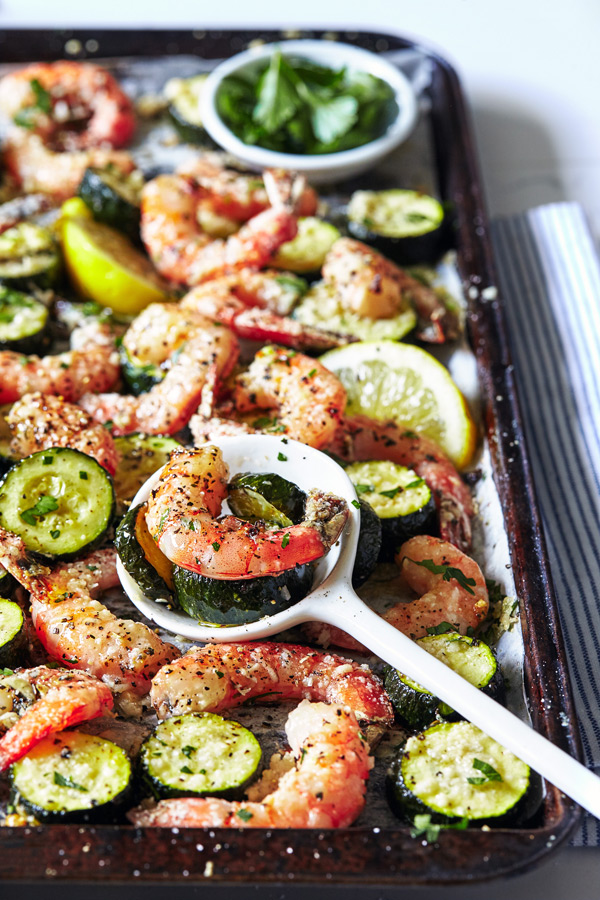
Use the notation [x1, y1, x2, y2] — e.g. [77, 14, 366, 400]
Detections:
[491, 203, 600, 846]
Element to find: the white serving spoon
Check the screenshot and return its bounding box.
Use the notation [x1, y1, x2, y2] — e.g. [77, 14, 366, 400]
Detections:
[118, 434, 600, 820]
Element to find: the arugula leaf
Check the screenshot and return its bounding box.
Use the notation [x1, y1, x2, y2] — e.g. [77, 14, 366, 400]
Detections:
[20, 494, 59, 527]
[404, 557, 477, 596]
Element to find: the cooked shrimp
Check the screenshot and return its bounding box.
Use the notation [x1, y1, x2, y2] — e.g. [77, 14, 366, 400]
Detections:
[0, 530, 180, 702]
[322, 237, 459, 343]
[150, 641, 393, 725]
[128, 700, 371, 829]
[329, 414, 474, 550]
[304, 535, 489, 652]
[231, 345, 347, 449]
[145, 446, 348, 579]
[140, 169, 301, 286]
[0, 192, 54, 234]
[0, 319, 120, 404]
[0, 61, 135, 151]
[181, 272, 350, 352]
[0, 666, 113, 771]
[7, 392, 119, 474]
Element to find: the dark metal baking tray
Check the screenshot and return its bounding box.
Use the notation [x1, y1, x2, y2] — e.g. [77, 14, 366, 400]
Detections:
[0, 27, 582, 886]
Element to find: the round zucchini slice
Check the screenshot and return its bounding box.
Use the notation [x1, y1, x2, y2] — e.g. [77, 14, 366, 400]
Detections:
[114, 503, 174, 604]
[272, 217, 341, 273]
[77, 166, 142, 242]
[347, 190, 447, 265]
[10, 731, 132, 823]
[164, 74, 210, 144]
[384, 633, 504, 729]
[0, 286, 50, 354]
[386, 721, 539, 827]
[0, 403, 14, 476]
[345, 460, 436, 560]
[0, 222, 62, 290]
[0, 448, 115, 558]
[352, 498, 382, 589]
[173, 562, 314, 626]
[112, 433, 181, 516]
[120, 344, 166, 396]
[140, 712, 262, 800]
[0, 597, 25, 668]
[227, 472, 306, 526]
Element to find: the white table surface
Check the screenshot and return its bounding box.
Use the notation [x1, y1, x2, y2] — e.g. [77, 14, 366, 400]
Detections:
[1, 1, 599, 896]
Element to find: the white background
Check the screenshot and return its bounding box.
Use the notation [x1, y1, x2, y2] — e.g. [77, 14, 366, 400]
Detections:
[1, 1, 600, 898]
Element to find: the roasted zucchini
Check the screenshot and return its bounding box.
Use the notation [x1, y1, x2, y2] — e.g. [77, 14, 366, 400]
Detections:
[0, 222, 62, 290]
[119, 344, 166, 396]
[77, 166, 142, 241]
[0, 598, 25, 668]
[112, 433, 181, 516]
[164, 74, 210, 144]
[272, 217, 341, 273]
[227, 472, 306, 526]
[352, 498, 382, 588]
[114, 503, 174, 604]
[0, 286, 49, 354]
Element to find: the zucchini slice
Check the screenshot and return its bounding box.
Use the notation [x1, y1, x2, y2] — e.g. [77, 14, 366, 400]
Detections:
[173, 562, 314, 626]
[386, 721, 539, 827]
[347, 190, 447, 265]
[352, 498, 382, 589]
[0, 404, 14, 476]
[0, 448, 115, 558]
[0, 598, 25, 668]
[120, 344, 166, 396]
[164, 74, 210, 144]
[0, 223, 62, 290]
[0, 286, 49, 354]
[345, 460, 436, 560]
[140, 713, 261, 799]
[384, 633, 504, 729]
[112, 433, 181, 516]
[227, 472, 306, 526]
[114, 503, 174, 604]
[10, 731, 132, 823]
[272, 217, 341, 273]
[77, 167, 142, 242]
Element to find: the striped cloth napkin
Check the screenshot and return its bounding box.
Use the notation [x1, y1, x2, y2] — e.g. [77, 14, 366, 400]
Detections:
[491, 202, 600, 846]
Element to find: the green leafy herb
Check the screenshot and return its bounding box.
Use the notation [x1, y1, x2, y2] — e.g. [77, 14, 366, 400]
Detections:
[79, 471, 88, 480]
[236, 809, 253, 822]
[355, 483, 374, 494]
[13, 79, 53, 129]
[212, 541, 221, 551]
[281, 533, 290, 549]
[43, 456, 54, 466]
[351, 499, 360, 509]
[274, 274, 308, 293]
[425, 621, 457, 636]
[180, 765, 193, 775]
[277, 451, 288, 461]
[20, 494, 59, 527]
[410, 814, 468, 843]
[181, 745, 195, 758]
[467, 758, 503, 785]
[406, 558, 477, 595]
[53, 771, 88, 792]
[50, 529, 60, 540]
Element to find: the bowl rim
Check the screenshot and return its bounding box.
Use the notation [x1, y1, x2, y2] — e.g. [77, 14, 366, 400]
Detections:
[199, 38, 419, 172]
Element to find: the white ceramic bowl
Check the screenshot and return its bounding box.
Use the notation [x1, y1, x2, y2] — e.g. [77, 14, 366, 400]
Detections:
[200, 40, 418, 184]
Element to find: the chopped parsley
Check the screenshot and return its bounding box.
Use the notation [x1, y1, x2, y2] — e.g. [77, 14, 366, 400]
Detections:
[281, 533, 290, 549]
[236, 809, 253, 822]
[13, 78, 52, 129]
[410, 813, 468, 843]
[79, 471, 88, 480]
[467, 758, 503, 785]
[405, 557, 477, 596]
[20, 494, 59, 527]
[277, 451, 288, 461]
[212, 541, 221, 552]
[53, 771, 88, 792]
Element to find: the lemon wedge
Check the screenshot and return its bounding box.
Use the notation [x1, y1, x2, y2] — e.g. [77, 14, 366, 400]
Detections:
[320, 340, 477, 469]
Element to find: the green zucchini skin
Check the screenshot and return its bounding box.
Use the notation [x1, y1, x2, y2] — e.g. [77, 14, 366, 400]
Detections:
[0, 448, 115, 559]
[352, 498, 382, 588]
[0, 597, 25, 668]
[386, 721, 540, 828]
[0, 223, 62, 290]
[10, 731, 133, 823]
[114, 503, 174, 604]
[77, 167, 142, 241]
[173, 562, 314, 626]
[119, 344, 165, 396]
[164, 74, 210, 145]
[0, 286, 50, 354]
[140, 713, 262, 800]
[227, 472, 307, 526]
[271, 217, 341, 274]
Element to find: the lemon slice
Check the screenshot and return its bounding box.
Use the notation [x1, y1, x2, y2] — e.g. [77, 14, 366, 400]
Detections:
[60, 213, 168, 316]
[320, 340, 477, 469]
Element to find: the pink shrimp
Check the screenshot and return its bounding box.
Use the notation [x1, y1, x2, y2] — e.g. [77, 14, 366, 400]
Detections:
[145, 445, 348, 579]
[304, 535, 489, 652]
[0, 531, 180, 701]
[140, 169, 301, 286]
[128, 700, 371, 829]
[7, 392, 119, 474]
[150, 641, 394, 726]
[0, 666, 113, 771]
[0, 319, 120, 404]
[79, 314, 239, 436]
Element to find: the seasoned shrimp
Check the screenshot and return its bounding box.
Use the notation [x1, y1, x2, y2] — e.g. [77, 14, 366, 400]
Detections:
[150, 641, 393, 725]
[304, 535, 489, 652]
[329, 414, 474, 550]
[79, 314, 239, 436]
[0, 666, 113, 771]
[322, 237, 459, 343]
[0, 61, 135, 151]
[7, 392, 119, 474]
[140, 169, 301, 286]
[145, 446, 348, 579]
[0, 531, 180, 702]
[0, 192, 53, 235]
[0, 319, 120, 404]
[128, 700, 371, 829]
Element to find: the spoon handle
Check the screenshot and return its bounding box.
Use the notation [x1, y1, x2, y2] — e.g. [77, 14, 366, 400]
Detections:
[318, 590, 597, 820]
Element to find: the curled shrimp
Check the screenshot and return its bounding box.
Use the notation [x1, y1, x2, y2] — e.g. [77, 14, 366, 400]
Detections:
[0, 531, 180, 703]
[0, 319, 120, 404]
[305, 535, 489, 652]
[150, 641, 394, 726]
[7, 392, 119, 474]
[0, 666, 113, 771]
[140, 169, 301, 286]
[79, 313, 239, 436]
[322, 237, 459, 343]
[128, 700, 371, 829]
[145, 445, 348, 579]
[0, 61, 135, 151]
